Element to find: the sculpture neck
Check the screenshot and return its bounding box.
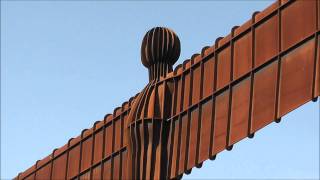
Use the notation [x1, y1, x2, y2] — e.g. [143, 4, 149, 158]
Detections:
[148, 62, 173, 82]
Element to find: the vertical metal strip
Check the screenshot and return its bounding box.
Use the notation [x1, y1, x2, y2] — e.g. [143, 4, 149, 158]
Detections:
[134, 107, 139, 179]
[34, 160, 39, 179]
[49, 152, 54, 179]
[313, 35, 319, 100]
[275, 1, 282, 122]
[148, 85, 157, 180]
[89, 126, 96, 179]
[77, 134, 84, 179]
[152, 82, 160, 179]
[176, 116, 182, 177]
[166, 119, 173, 178]
[248, 13, 257, 138]
[140, 84, 153, 179]
[226, 30, 235, 150]
[139, 119, 145, 179]
[167, 77, 177, 178]
[130, 126, 135, 179]
[210, 43, 218, 158]
[312, 0, 319, 100]
[134, 121, 139, 179]
[146, 118, 154, 180]
[119, 109, 125, 179]
[176, 74, 185, 176]
[184, 65, 193, 172]
[157, 80, 167, 179]
[65, 141, 71, 180]
[134, 102, 143, 179]
[196, 58, 204, 165]
[133, 85, 148, 179]
[143, 82, 157, 179]
[318, 0, 320, 31]
[144, 119, 153, 179]
[111, 115, 115, 179]
[119, 151, 123, 180]
[135, 83, 152, 179]
[100, 118, 107, 179]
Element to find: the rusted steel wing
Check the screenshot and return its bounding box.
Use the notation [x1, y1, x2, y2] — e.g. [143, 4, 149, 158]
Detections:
[166, 0, 319, 178]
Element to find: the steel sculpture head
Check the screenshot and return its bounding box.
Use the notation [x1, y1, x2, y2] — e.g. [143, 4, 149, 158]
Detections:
[141, 27, 181, 81]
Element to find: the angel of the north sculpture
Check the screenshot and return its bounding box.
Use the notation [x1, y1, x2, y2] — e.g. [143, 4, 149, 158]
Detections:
[15, 0, 319, 179]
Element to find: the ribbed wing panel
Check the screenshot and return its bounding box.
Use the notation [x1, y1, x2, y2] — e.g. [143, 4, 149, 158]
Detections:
[15, 95, 137, 180]
[167, 0, 319, 178]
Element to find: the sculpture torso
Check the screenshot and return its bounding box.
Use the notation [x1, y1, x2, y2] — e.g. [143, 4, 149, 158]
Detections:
[126, 27, 180, 180]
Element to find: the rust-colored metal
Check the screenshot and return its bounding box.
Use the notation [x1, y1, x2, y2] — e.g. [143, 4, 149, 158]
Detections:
[15, 0, 319, 179]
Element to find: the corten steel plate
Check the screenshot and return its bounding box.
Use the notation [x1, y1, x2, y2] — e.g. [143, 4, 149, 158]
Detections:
[229, 77, 251, 146]
[202, 57, 215, 98]
[233, 32, 252, 79]
[281, 0, 316, 51]
[278, 39, 315, 117]
[212, 90, 229, 155]
[255, 13, 279, 67]
[251, 61, 278, 133]
[216, 46, 231, 90]
[15, 0, 320, 179]
[198, 99, 213, 163]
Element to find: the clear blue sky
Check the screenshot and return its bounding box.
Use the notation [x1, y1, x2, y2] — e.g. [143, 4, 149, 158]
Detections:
[1, 1, 319, 179]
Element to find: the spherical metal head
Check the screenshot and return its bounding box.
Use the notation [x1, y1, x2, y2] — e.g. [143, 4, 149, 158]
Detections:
[141, 27, 181, 69]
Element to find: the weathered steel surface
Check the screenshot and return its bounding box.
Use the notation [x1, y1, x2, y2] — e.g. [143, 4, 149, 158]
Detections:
[15, 0, 319, 179]
[167, 0, 319, 178]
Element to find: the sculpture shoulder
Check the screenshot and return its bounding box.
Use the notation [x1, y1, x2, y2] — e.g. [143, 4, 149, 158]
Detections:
[127, 80, 175, 126]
